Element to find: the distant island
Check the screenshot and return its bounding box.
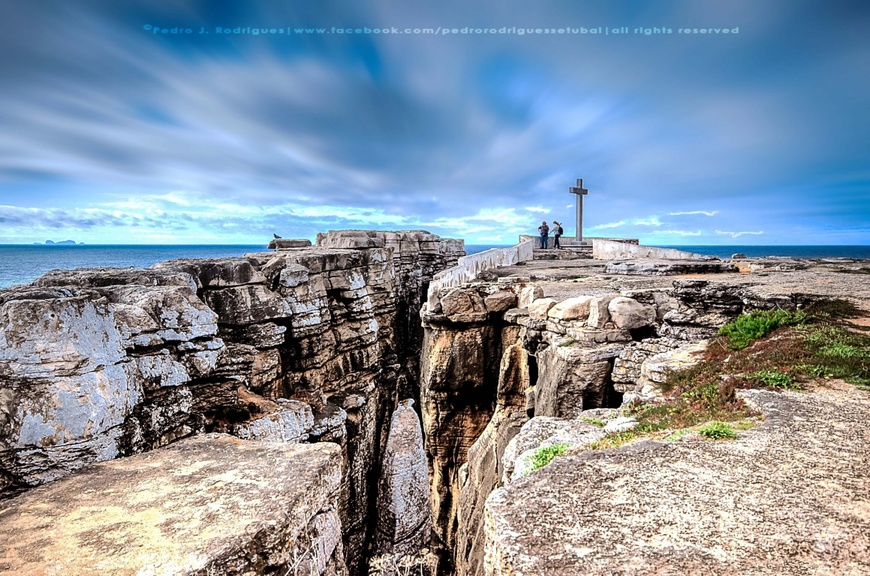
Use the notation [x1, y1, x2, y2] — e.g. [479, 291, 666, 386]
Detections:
[35, 240, 85, 245]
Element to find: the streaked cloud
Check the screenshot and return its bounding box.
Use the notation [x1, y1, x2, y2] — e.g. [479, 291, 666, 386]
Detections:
[0, 0, 866, 245]
[668, 211, 719, 217]
[715, 230, 765, 238]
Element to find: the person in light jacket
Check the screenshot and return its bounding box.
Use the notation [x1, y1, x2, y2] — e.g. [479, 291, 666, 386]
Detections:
[552, 221, 563, 249]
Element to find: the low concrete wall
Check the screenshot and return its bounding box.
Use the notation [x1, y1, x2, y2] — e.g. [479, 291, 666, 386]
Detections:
[592, 239, 713, 261]
[426, 240, 535, 309]
[520, 236, 639, 249]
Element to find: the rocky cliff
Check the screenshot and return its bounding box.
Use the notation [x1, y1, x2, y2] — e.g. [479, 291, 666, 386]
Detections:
[3, 239, 869, 575]
[0, 230, 462, 575]
[419, 255, 870, 575]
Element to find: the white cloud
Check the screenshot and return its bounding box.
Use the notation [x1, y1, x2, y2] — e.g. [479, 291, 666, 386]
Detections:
[654, 229, 703, 236]
[524, 206, 550, 214]
[631, 216, 662, 227]
[715, 230, 764, 238]
[668, 210, 719, 217]
[589, 220, 626, 230]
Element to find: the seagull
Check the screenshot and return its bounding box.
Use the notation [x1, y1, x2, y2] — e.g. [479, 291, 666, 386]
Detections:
[273, 233, 282, 239]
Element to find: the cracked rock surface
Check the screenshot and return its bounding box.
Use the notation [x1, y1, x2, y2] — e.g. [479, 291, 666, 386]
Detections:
[484, 384, 870, 575]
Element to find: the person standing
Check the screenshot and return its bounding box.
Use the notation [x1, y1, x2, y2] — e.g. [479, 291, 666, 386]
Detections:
[553, 221, 563, 249]
[538, 221, 549, 249]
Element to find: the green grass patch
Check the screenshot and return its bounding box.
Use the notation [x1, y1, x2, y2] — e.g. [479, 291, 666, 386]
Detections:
[529, 443, 569, 471]
[589, 300, 869, 452]
[698, 421, 738, 440]
[746, 370, 800, 390]
[717, 309, 807, 350]
[589, 431, 639, 450]
[580, 416, 606, 428]
[558, 339, 580, 347]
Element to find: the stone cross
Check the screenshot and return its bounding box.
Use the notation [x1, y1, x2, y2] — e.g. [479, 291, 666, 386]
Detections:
[569, 178, 589, 242]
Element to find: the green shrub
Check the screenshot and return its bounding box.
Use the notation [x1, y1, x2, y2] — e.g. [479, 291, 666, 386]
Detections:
[749, 370, 800, 390]
[529, 443, 569, 471]
[698, 422, 737, 440]
[718, 309, 807, 350]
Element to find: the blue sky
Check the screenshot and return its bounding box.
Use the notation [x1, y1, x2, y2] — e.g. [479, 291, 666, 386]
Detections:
[0, 0, 868, 245]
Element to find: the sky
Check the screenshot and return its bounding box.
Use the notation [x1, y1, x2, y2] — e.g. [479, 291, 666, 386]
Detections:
[0, 0, 868, 246]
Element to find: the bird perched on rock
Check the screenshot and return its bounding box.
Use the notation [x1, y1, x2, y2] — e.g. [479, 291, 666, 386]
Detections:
[273, 233, 282, 239]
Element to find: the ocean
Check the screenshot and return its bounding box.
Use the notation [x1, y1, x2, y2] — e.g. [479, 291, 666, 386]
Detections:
[0, 243, 867, 289]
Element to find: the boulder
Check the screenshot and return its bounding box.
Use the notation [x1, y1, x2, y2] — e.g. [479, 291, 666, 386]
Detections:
[547, 296, 594, 322]
[607, 297, 656, 330]
[484, 291, 518, 313]
[637, 340, 709, 398]
[268, 238, 313, 249]
[527, 298, 557, 320]
[518, 285, 544, 308]
[441, 288, 484, 317]
[586, 295, 616, 328]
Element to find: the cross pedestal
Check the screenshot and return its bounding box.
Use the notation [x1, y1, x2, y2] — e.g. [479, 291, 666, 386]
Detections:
[569, 178, 589, 242]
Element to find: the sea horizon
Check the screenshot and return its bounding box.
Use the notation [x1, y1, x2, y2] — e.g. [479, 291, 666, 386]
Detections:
[1, 243, 868, 289]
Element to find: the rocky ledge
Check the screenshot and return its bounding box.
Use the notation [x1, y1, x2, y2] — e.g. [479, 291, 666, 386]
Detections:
[484, 385, 870, 575]
[0, 434, 345, 575]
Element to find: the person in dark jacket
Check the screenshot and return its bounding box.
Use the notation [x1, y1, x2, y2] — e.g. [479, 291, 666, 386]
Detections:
[538, 221, 549, 249]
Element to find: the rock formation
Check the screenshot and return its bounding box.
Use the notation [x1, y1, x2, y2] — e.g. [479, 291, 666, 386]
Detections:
[375, 399, 431, 557]
[419, 253, 870, 576]
[1, 434, 347, 575]
[3, 235, 869, 575]
[0, 230, 463, 576]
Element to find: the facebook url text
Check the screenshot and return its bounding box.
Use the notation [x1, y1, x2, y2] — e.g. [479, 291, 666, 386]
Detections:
[141, 25, 740, 37]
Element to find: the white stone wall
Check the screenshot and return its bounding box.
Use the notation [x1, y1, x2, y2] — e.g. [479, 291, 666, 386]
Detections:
[592, 239, 712, 261]
[425, 240, 535, 309]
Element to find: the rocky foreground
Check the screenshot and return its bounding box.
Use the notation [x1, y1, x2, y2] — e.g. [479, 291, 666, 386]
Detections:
[485, 386, 870, 575]
[1, 235, 869, 575]
[421, 253, 870, 575]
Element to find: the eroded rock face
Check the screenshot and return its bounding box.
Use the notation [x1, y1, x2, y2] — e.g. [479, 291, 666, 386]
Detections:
[0, 434, 348, 575]
[0, 230, 463, 576]
[428, 271, 803, 575]
[375, 399, 431, 557]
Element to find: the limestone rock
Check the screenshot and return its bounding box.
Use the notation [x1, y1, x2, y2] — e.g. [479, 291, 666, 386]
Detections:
[440, 287, 486, 322]
[153, 258, 266, 288]
[484, 290, 517, 313]
[637, 340, 709, 398]
[547, 295, 593, 321]
[483, 388, 870, 575]
[533, 343, 623, 418]
[278, 263, 310, 288]
[375, 399, 432, 556]
[232, 398, 315, 443]
[517, 285, 544, 308]
[527, 297, 556, 320]
[319, 230, 387, 249]
[586, 294, 616, 328]
[268, 238, 313, 249]
[605, 259, 738, 276]
[607, 296, 656, 330]
[455, 339, 530, 576]
[502, 416, 605, 483]
[0, 435, 347, 575]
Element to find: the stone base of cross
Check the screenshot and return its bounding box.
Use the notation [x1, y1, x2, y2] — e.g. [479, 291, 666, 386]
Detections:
[569, 178, 589, 242]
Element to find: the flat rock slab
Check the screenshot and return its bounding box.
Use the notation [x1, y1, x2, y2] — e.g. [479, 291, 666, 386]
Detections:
[485, 386, 870, 575]
[605, 259, 738, 276]
[0, 434, 343, 576]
